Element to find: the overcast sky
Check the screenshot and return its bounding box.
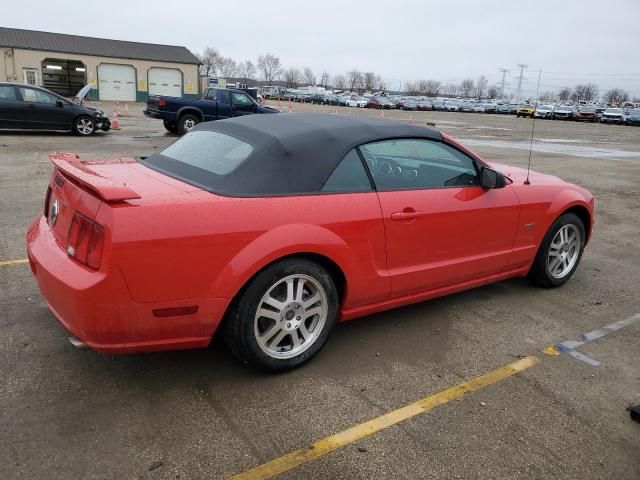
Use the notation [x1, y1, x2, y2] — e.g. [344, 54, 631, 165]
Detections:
[4, 0, 640, 97]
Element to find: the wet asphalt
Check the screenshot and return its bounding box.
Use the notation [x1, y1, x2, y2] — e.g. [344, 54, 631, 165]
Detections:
[1, 101, 639, 479]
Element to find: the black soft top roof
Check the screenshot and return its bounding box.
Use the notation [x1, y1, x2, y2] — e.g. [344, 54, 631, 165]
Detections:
[145, 113, 442, 196]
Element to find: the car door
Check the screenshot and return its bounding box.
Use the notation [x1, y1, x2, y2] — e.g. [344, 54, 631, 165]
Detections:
[18, 87, 74, 130]
[0, 85, 24, 129]
[360, 138, 520, 297]
[231, 91, 258, 117]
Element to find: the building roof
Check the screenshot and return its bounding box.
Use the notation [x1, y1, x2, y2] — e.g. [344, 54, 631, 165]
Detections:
[0, 27, 200, 65]
[142, 113, 442, 196]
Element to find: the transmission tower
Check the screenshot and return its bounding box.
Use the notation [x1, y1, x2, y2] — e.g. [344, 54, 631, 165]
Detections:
[499, 68, 509, 99]
[515, 64, 528, 101]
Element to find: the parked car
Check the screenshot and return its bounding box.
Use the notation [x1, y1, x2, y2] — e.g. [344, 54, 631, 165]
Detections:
[460, 101, 474, 113]
[432, 100, 446, 110]
[534, 104, 555, 119]
[417, 100, 433, 111]
[445, 100, 461, 111]
[497, 103, 512, 114]
[575, 106, 597, 123]
[600, 107, 625, 124]
[625, 108, 640, 126]
[0, 82, 110, 135]
[27, 113, 594, 371]
[144, 87, 278, 134]
[365, 97, 394, 109]
[553, 105, 575, 121]
[399, 99, 418, 110]
[483, 102, 498, 113]
[346, 96, 368, 108]
[516, 104, 535, 118]
[473, 103, 486, 113]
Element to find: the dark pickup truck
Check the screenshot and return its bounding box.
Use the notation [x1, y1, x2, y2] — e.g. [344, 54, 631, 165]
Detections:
[144, 87, 278, 134]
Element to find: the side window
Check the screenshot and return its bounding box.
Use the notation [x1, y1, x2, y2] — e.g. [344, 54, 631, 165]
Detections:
[231, 92, 253, 106]
[359, 139, 479, 191]
[0, 85, 18, 101]
[19, 87, 57, 104]
[321, 149, 372, 193]
[217, 89, 231, 104]
[203, 88, 214, 100]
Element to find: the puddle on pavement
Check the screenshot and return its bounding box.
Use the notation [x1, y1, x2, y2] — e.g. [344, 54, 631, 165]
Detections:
[459, 138, 640, 159]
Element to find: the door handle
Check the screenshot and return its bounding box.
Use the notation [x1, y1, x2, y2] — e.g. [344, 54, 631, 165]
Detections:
[391, 210, 421, 221]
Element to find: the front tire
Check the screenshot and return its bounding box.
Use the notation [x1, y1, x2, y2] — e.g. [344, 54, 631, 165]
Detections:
[74, 116, 96, 136]
[177, 114, 199, 134]
[223, 258, 338, 371]
[528, 213, 586, 288]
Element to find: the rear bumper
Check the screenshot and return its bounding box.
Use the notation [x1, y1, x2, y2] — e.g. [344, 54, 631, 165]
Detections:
[27, 215, 227, 354]
[143, 108, 174, 121]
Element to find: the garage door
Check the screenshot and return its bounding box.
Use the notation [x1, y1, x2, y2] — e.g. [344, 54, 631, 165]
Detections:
[148, 68, 182, 97]
[98, 64, 136, 101]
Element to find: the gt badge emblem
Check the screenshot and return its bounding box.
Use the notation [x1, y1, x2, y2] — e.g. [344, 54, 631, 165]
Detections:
[49, 199, 60, 226]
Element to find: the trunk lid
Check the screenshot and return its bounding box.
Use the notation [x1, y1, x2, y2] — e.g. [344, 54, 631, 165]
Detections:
[46, 152, 198, 247]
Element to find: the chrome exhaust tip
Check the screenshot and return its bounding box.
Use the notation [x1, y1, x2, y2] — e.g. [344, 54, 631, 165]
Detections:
[68, 335, 89, 349]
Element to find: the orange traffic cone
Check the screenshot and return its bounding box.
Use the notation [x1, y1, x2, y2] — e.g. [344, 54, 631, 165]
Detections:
[110, 116, 120, 130]
[288, 99, 292, 113]
[124, 103, 129, 116]
[409, 115, 414, 124]
[379, 110, 385, 119]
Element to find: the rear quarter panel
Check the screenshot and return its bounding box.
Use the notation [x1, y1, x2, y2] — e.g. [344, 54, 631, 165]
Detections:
[105, 191, 390, 314]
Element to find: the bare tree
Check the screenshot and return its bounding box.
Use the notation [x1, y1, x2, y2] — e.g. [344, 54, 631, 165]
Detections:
[604, 88, 629, 105]
[460, 79, 475, 98]
[363, 72, 377, 92]
[333, 75, 347, 90]
[320, 71, 330, 88]
[198, 47, 222, 77]
[237, 60, 256, 84]
[539, 90, 555, 102]
[475, 76, 488, 98]
[218, 57, 237, 79]
[558, 88, 571, 102]
[376, 75, 386, 91]
[424, 80, 441, 97]
[574, 83, 598, 102]
[284, 68, 301, 88]
[257, 53, 283, 84]
[443, 83, 458, 97]
[404, 81, 418, 95]
[487, 85, 500, 99]
[302, 67, 315, 86]
[346, 69, 363, 92]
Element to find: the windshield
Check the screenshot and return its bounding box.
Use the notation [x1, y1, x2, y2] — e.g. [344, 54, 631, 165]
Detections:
[606, 108, 623, 113]
[538, 105, 553, 110]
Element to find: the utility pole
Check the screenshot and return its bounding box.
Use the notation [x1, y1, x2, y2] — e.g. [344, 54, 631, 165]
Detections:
[516, 64, 528, 101]
[499, 68, 509, 99]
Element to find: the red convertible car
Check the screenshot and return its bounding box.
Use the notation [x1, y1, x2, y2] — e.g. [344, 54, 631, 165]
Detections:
[27, 114, 594, 371]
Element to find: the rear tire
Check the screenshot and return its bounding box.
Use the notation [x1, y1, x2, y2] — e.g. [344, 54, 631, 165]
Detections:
[223, 258, 338, 371]
[163, 120, 178, 133]
[177, 114, 199, 134]
[74, 116, 95, 136]
[528, 213, 586, 288]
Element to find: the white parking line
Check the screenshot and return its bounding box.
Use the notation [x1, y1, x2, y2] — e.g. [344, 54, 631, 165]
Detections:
[555, 313, 640, 366]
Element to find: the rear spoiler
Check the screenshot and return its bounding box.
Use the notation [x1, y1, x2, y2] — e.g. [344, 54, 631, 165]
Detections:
[49, 152, 141, 202]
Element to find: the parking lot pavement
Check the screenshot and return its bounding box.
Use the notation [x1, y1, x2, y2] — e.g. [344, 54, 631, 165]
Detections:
[1, 103, 639, 479]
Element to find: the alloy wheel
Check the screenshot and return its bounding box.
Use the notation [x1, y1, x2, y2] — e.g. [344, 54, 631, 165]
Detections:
[547, 224, 581, 279]
[254, 274, 328, 359]
[77, 118, 94, 135]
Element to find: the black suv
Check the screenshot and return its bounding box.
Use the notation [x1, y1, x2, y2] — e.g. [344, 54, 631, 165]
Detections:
[0, 82, 110, 135]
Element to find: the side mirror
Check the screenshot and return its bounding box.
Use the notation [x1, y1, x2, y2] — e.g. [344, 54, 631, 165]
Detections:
[481, 167, 506, 189]
[56, 100, 64, 107]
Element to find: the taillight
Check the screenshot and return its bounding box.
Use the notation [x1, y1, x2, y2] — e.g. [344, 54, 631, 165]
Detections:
[44, 186, 52, 217]
[67, 212, 105, 270]
[158, 98, 166, 106]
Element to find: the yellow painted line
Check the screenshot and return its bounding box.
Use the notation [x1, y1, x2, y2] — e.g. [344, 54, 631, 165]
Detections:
[229, 355, 540, 480]
[543, 345, 560, 356]
[0, 258, 29, 266]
